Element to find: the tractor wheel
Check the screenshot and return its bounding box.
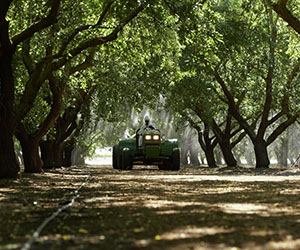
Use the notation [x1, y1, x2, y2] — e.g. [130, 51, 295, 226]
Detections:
[170, 148, 180, 171]
[158, 161, 170, 170]
[122, 148, 133, 170]
[112, 144, 119, 169]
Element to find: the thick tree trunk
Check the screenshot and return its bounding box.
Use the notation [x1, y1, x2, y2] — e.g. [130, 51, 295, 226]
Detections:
[18, 137, 43, 173]
[253, 140, 270, 168]
[0, 122, 19, 177]
[40, 140, 63, 168]
[205, 144, 217, 167]
[219, 142, 237, 167]
[0, 21, 20, 178]
[16, 123, 44, 173]
[203, 125, 217, 168]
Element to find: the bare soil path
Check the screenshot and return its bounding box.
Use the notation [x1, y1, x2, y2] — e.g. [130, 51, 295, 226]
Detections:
[1, 164, 300, 250]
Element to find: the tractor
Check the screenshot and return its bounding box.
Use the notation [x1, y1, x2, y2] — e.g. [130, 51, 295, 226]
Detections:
[112, 127, 180, 170]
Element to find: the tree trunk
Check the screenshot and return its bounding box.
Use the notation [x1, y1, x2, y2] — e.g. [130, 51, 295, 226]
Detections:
[18, 137, 43, 173]
[195, 124, 217, 168]
[0, 122, 19, 177]
[199, 152, 205, 165]
[253, 140, 270, 168]
[215, 147, 223, 165]
[276, 136, 288, 167]
[205, 144, 217, 167]
[219, 142, 237, 167]
[0, 21, 20, 178]
[189, 146, 200, 166]
[63, 143, 74, 167]
[40, 140, 63, 168]
[203, 125, 217, 168]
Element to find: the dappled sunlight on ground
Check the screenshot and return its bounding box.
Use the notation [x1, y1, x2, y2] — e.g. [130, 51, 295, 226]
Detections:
[2, 165, 300, 249]
[160, 226, 235, 240]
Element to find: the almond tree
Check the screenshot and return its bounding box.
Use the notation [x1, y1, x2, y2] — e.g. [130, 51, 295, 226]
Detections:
[0, 0, 148, 177]
[213, 6, 300, 168]
[0, 0, 61, 177]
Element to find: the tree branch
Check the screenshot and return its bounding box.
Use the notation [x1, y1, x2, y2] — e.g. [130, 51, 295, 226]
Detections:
[231, 131, 246, 149]
[267, 110, 285, 126]
[257, 9, 277, 139]
[69, 48, 96, 75]
[21, 39, 35, 75]
[97, 0, 116, 26]
[57, 0, 115, 56]
[53, 2, 146, 70]
[34, 72, 65, 141]
[272, 2, 300, 35]
[266, 114, 299, 145]
[12, 0, 61, 47]
[214, 70, 256, 140]
[281, 58, 300, 113]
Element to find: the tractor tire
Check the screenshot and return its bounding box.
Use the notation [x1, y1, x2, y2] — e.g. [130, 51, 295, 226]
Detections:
[122, 148, 133, 170]
[112, 144, 119, 169]
[170, 148, 180, 171]
[158, 161, 170, 170]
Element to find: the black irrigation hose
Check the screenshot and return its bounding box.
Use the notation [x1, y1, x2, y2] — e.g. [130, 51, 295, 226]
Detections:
[21, 173, 91, 250]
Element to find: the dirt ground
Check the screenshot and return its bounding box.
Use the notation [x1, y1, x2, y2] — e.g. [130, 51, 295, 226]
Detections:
[1, 164, 300, 250]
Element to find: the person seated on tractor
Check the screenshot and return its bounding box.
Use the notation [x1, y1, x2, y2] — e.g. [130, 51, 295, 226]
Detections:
[137, 115, 156, 148]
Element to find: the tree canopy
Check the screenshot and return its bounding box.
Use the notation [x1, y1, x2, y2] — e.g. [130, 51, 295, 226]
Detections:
[1, 0, 300, 177]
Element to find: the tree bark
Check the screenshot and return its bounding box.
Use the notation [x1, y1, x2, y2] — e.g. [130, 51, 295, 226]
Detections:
[272, 2, 300, 35]
[0, 122, 19, 177]
[202, 124, 217, 168]
[15, 123, 44, 173]
[219, 140, 237, 167]
[63, 143, 74, 167]
[0, 20, 20, 178]
[40, 140, 63, 168]
[253, 139, 270, 168]
[18, 137, 43, 173]
[205, 144, 217, 167]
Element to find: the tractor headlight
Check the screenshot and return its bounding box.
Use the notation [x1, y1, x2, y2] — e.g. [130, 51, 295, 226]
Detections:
[153, 135, 160, 141]
[144, 135, 152, 140]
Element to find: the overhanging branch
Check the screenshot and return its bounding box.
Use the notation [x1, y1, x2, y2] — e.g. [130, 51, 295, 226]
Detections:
[12, 0, 61, 47]
[272, 2, 300, 35]
[53, 2, 146, 70]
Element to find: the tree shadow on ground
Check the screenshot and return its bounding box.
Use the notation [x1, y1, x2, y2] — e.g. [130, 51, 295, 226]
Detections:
[1, 165, 300, 249]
